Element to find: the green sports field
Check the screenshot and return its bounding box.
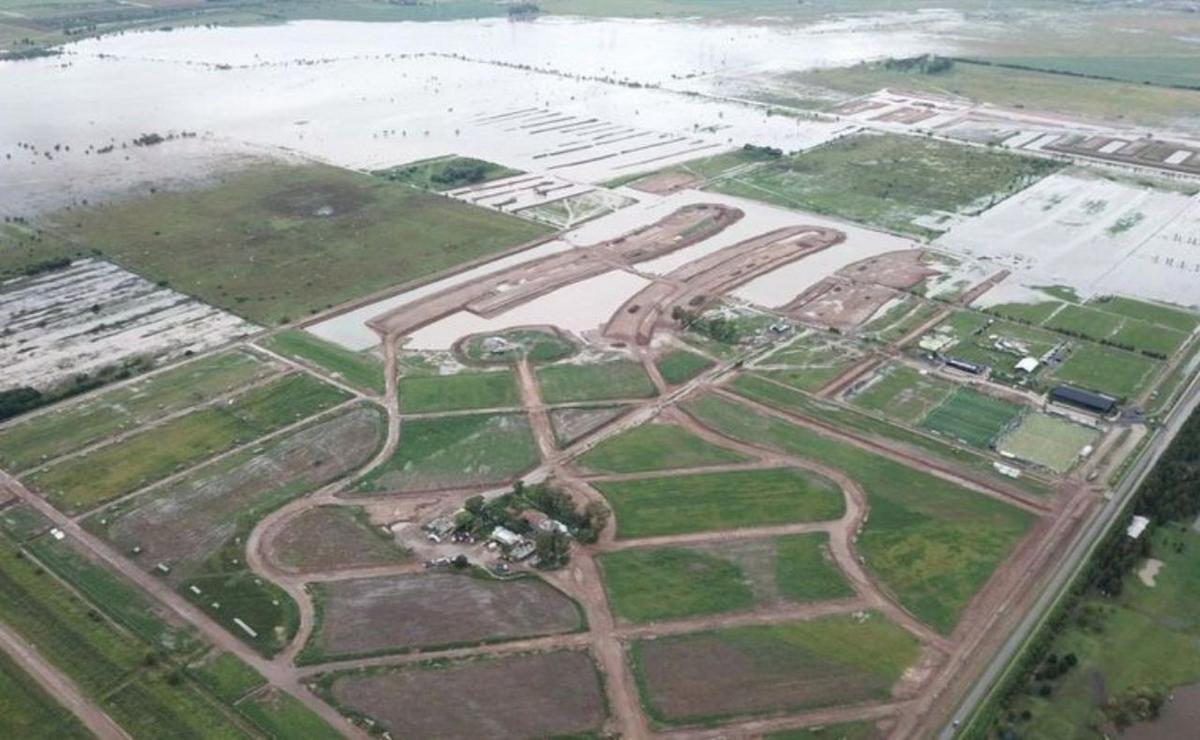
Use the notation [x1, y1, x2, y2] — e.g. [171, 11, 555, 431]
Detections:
[920, 387, 1023, 448]
[997, 413, 1100, 473]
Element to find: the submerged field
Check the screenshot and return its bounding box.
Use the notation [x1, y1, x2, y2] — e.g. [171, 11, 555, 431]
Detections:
[47, 163, 550, 325]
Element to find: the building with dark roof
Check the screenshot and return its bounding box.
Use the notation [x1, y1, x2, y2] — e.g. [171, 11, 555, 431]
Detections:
[1049, 385, 1118, 415]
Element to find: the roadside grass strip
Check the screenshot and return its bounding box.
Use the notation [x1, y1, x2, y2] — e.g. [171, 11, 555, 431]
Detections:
[357, 412, 539, 492]
[631, 615, 922, 724]
[655, 348, 715, 386]
[262, 329, 385, 394]
[536, 359, 658, 403]
[26, 373, 351, 513]
[576, 420, 749, 474]
[0, 350, 274, 471]
[0, 648, 91, 739]
[920, 387, 1023, 448]
[685, 393, 1034, 634]
[398, 370, 521, 413]
[997, 413, 1100, 473]
[593, 468, 845, 539]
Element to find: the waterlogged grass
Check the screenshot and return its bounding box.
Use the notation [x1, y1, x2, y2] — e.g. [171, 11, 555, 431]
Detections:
[850, 363, 955, 424]
[655, 348, 714, 386]
[684, 393, 1033, 634]
[373, 155, 520, 191]
[599, 547, 756, 623]
[27, 373, 350, 513]
[710, 132, 1058, 238]
[358, 412, 539, 491]
[594, 468, 845, 540]
[399, 370, 522, 413]
[0, 350, 273, 471]
[53, 162, 550, 325]
[262, 329, 385, 394]
[576, 421, 748, 474]
[537, 359, 657, 403]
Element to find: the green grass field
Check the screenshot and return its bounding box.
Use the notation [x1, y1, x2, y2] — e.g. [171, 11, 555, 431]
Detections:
[608, 146, 780, 188]
[776, 532, 857, 603]
[997, 413, 1100, 474]
[46, 163, 550, 325]
[599, 547, 756, 623]
[1044, 304, 1124, 341]
[685, 393, 1033, 634]
[593, 468, 845, 539]
[236, 687, 343, 740]
[1052, 343, 1158, 399]
[757, 332, 865, 392]
[985, 300, 1065, 325]
[850, 363, 955, 424]
[710, 132, 1059, 239]
[27, 373, 350, 513]
[357, 413, 538, 491]
[575, 421, 749, 474]
[726, 373, 1053, 497]
[262, 329, 385, 394]
[399, 370, 522, 413]
[0, 649, 91, 739]
[632, 614, 921, 724]
[187, 651, 265, 704]
[655, 348, 714, 386]
[1091, 296, 1200, 333]
[537, 359, 657, 403]
[1005, 526, 1200, 737]
[920, 387, 1023, 448]
[373, 155, 520, 191]
[0, 350, 274, 471]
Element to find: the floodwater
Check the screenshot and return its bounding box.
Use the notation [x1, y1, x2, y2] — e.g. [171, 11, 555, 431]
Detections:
[1, 14, 959, 213]
[1123, 682, 1200, 740]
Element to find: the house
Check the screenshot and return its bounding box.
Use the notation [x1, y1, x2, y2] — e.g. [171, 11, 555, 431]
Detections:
[490, 526, 523, 548]
[1050, 385, 1118, 415]
[1127, 515, 1150, 540]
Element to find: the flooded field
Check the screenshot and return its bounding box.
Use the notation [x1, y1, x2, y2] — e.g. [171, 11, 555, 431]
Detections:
[0, 15, 959, 214]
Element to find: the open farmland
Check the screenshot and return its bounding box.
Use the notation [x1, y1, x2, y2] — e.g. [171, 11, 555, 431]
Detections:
[710, 132, 1059, 239]
[575, 419, 750, 473]
[26, 372, 351, 513]
[632, 615, 922, 724]
[46, 163, 551, 325]
[685, 393, 1033, 634]
[0, 648, 90, 739]
[302, 573, 583, 662]
[319, 651, 606, 739]
[398, 369, 521, 413]
[269, 505, 408, 574]
[536, 358, 658, 403]
[592, 467, 846, 539]
[355, 412, 538, 492]
[0, 349, 277, 471]
[599, 533, 853, 623]
[0, 258, 257, 393]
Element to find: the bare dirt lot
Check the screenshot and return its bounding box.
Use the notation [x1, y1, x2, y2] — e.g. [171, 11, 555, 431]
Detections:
[306, 572, 583, 659]
[269, 505, 409, 575]
[325, 650, 607, 739]
[90, 406, 384, 581]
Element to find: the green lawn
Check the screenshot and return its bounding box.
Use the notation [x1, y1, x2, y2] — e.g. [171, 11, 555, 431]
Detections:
[632, 614, 922, 724]
[373, 155, 520, 191]
[1109, 318, 1187, 358]
[997, 413, 1100, 474]
[685, 393, 1034, 634]
[47, 162, 550, 325]
[710, 132, 1059, 239]
[920, 387, 1023, 448]
[0, 350, 274, 471]
[593, 468, 845, 539]
[576, 421, 748, 474]
[1052, 343, 1158, 399]
[262, 329, 385, 394]
[27, 373, 350, 513]
[599, 547, 756, 623]
[850, 363, 955, 424]
[0, 649, 91, 739]
[655, 349, 714, 386]
[537, 359, 657, 403]
[357, 413, 538, 491]
[399, 370, 521, 413]
[776, 532, 857, 603]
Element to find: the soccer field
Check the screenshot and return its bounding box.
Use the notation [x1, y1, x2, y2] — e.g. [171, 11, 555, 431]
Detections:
[921, 388, 1023, 448]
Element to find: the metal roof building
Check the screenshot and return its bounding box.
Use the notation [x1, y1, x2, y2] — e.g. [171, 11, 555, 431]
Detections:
[1049, 385, 1118, 415]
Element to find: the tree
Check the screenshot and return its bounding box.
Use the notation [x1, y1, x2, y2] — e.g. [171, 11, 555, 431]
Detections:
[535, 530, 570, 569]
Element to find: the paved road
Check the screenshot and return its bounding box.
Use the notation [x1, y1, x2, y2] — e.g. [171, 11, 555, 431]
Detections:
[942, 369, 1200, 737]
